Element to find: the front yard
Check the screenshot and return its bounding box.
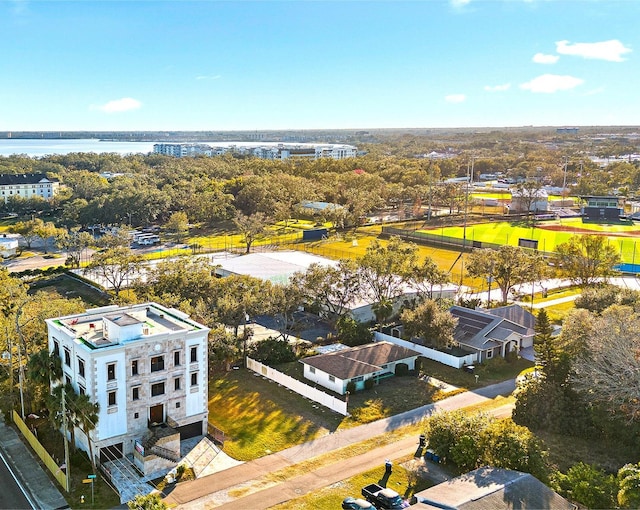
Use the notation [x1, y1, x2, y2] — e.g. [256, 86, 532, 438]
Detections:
[208, 355, 532, 461]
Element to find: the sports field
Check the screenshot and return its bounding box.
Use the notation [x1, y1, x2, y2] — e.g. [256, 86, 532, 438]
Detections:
[418, 218, 640, 264]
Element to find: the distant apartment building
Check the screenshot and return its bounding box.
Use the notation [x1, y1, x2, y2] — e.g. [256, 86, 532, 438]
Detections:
[152, 143, 215, 157]
[0, 173, 60, 203]
[153, 142, 358, 160]
[45, 303, 210, 467]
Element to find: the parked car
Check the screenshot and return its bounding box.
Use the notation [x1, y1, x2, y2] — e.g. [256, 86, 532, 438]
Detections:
[362, 484, 409, 509]
[342, 496, 377, 510]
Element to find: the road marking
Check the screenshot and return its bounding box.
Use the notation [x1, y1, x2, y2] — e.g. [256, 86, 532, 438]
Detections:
[0, 450, 37, 509]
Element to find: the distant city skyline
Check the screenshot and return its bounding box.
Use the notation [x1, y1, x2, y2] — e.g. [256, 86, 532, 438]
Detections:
[1, 0, 637, 131]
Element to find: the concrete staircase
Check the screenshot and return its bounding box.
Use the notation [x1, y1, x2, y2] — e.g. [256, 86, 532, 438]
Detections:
[182, 436, 223, 477]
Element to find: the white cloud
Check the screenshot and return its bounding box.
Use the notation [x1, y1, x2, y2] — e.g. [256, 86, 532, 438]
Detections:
[556, 39, 631, 62]
[484, 83, 511, 92]
[445, 94, 466, 103]
[520, 74, 584, 93]
[532, 53, 559, 64]
[94, 98, 142, 113]
[196, 75, 221, 81]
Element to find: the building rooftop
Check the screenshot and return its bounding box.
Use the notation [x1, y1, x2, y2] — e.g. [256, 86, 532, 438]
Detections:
[48, 303, 205, 350]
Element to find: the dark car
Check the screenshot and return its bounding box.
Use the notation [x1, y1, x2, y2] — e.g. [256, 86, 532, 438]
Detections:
[342, 497, 377, 510]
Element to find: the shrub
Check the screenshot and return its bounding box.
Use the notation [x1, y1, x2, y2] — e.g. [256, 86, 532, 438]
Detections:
[395, 363, 409, 376]
[346, 381, 356, 393]
[248, 337, 297, 365]
[364, 378, 375, 390]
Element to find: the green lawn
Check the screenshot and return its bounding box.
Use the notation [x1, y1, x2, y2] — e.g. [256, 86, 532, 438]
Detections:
[208, 369, 343, 461]
[269, 458, 435, 510]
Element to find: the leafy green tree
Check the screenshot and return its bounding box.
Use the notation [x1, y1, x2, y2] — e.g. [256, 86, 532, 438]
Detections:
[357, 237, 418, 322]
[400, 299, 458, 349]
[208, 326, 238, 372]
[335, 315, 373, 347]
[407, 257, 449, 300]
[425, 410, 492, 466]
[27, 348, 62, 386]
[466, 246, 543, 305]
[70, 392, 100, 469]
[555, 235, 621, 287]
[56, 228, 94, 268]
[266, 282, 305, 342]
[618, 462, 640, 509]
[9, 218, 48, 249]
[552, 462, 618, 510]
[87, 246, 144, 298]
[234, 212, 269, 254]
[165, 211, 189, 242]
[248, 338, 297, 365]
[479, 419, 548, 482]
[290, 259, 361, 324]
[574, 283, 640, 315]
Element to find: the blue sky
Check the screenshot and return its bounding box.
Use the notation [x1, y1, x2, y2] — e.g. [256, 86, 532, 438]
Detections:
[1, 0, 637, 131]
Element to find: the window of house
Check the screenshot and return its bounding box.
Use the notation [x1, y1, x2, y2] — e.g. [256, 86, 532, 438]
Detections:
[79, 385, 85, 395]
[108, 391, 116, 406]
[190, 346, 198, 363]
[328, 375, 335, 382]
[107, 363, 116, 380]
[151, 382, 165, 396]
[487, 349, 493, 359]
[174, 351, 180, 366]
[132, 387, 140, 400]
[309, 367, 316, 374]
[65, 375, 72, 385]
[53, 340, 60, 356]
[131, 360, 138, 376]
[190, 373, 198, 387]
[151, 356, 164, 372]
[134, 412, 139, 419]
[174, 377, 181, 391]
[176, 402, 180, 409]
[64, 348, 71, 367]
[78, 358, 85, 378]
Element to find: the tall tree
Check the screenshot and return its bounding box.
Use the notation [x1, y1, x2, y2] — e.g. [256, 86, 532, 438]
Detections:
[357, 237, 418, 318]
[466, 245, 543, 305]
[233, 212, 268, 254]
[400, 299, 458, 349]
[87, 246, 144, 298]
[572, 305, 640, 422]
[290, 260, 361, 324]
[555, 234, 621, 287]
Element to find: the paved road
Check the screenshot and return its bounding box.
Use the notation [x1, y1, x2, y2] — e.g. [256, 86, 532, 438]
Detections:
[163, 380, 516, 509]
[0, 451, 35, 510]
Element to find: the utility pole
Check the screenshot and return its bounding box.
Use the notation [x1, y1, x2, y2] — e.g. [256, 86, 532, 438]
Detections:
[61, 387, 71, 492]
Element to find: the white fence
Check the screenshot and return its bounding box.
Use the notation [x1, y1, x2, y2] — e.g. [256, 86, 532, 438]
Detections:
[374, 332, 477, 369]
[246, 357, 348, 416]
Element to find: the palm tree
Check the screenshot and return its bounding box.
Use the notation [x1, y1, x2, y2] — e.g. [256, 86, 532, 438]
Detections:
[70, 393, 100, 469]
[27, 348, 62, 386]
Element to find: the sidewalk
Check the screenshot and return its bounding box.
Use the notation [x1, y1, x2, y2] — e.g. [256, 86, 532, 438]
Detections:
[163, 379, 516, 509]
[0, 414, 69, 510]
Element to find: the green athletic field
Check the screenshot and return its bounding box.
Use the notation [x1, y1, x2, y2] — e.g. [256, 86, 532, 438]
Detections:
[418, 218, 640, 264]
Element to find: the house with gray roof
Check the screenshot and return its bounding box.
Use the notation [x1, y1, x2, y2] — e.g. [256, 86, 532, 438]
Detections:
[448, 305, 535, 363]
[412, 466, 575, 510]
[300, 341, 420, 395]
[0, 173, 60, 203]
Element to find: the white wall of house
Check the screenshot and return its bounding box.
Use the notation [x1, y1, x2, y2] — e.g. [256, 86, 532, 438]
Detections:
[374, 332, 477, 368]
[302, 364, 345, 394]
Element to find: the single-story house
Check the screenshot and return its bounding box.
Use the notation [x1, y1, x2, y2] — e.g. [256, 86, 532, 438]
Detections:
[412, 466, 575, 509]
[0, 235, 19, 258]
[300, 341, 421, 395]
[448, 305, 535, 363]
[509, 188, 549, 213]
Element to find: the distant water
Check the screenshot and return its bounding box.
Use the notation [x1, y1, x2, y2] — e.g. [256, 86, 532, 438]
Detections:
[0, 139, 157, 157]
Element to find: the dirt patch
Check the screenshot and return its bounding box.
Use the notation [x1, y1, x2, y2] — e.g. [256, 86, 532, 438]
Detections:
[538, 224, 640, 238]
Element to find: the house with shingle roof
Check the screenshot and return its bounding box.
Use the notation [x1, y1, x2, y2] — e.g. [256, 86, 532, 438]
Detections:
[0, 173, 60, 203]
[412, 466, 576, 509]
[447, 305, 535, 363]
[300, 341, 421, 395]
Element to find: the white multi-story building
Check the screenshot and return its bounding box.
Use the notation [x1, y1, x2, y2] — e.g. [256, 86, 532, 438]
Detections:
[45, 302, 210, 467]
[0, 173, 60, 203]
[153, 142, 358, 160]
